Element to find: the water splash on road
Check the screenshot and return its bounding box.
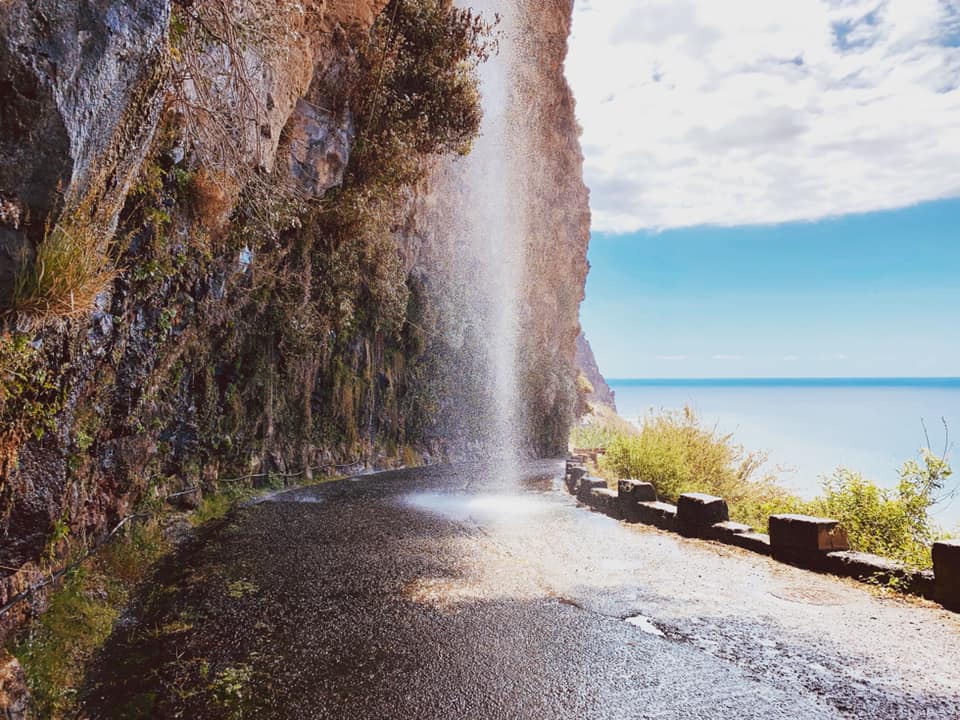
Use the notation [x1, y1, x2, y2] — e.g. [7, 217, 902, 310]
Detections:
[625, 614, 666, 638]
[403, 492, 550, 521]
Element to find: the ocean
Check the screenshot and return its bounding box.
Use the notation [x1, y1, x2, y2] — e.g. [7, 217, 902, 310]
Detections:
[607, 378, 960, 530]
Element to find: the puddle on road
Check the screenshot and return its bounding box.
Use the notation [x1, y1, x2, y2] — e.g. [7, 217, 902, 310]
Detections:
[403, 492, 551, 521]
[259, 491, 323, 504]
[624, 614, 666, 637]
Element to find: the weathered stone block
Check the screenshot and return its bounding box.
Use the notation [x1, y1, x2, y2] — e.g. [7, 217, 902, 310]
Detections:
[635, 501, 678, 531]
[933, 540, 960, 609]
[708, 521, 753, 542]
[727, 531, 772, 556]
[590, 488, 620, 518]
[617, 479, 656, 521]
[565, 466, 587, 494]
[677, 493, 729, 536]
[824, 552, 935, 598]
[909, 569, 936, 599]
[824, 551, 903, 580]
[769, 515, 849, 562]
[576, 476, 607, 504]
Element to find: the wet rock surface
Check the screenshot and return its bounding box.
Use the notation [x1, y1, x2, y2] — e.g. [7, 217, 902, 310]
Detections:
[79, 462, 960, 719]
[0, 650, 29, 720]
[0, 0, 170, 227]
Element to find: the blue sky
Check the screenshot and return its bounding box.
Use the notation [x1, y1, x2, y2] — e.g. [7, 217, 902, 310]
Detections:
[567, 1, 960, 379]
[582, 200, 960, 378]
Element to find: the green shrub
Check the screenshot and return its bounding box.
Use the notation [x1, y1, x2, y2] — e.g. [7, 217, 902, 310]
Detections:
[13, 523, 167, 720]
[346, 0, 496, 190]
[0, 333, 61, 481]
[570, 402, 638, 449]
[599, 407, 791, 530]
[807, 450, 951, 568]
[580, 408, 953, 568]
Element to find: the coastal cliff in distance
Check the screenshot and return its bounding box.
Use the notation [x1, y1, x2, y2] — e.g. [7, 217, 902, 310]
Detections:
[576, 331, 617, 411]
[0, 0, 590, 643]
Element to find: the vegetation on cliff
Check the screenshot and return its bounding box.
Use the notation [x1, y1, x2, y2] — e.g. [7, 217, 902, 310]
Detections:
[1, 0, 501, 652]
[574, 408, 954, 569]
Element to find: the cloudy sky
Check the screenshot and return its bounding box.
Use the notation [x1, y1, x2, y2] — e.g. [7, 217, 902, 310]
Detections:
[568, 0, 960, 378]
[567, 0, 960, 232]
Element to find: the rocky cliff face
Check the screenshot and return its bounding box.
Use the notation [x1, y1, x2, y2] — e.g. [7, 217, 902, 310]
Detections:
[0, 0, 589, 643]
[576, 331, 616, 411]
[514, 0, 591, 453]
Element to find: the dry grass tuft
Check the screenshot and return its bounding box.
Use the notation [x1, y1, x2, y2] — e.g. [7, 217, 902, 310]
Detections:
[190, 167, 237, 229]
[6, 220, 115, 329]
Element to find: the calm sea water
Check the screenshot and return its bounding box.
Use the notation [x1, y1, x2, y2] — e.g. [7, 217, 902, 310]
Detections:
[608, 378, 960, 530]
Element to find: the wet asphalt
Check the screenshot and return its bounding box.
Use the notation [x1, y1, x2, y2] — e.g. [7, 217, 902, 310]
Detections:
[81, 462, 960, 719]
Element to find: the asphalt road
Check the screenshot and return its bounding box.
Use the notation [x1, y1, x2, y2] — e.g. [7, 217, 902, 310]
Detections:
[81, 462, 960, 719]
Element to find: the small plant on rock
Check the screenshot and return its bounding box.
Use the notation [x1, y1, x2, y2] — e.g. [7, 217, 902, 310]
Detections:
[5, 218, 115, 329]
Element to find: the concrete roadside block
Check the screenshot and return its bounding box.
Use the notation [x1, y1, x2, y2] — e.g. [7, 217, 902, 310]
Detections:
[933, 540, 960, 609]
[617, 480, 656, 522]
[565, 458, 585, 475]
[590, 488, 620, 518]
[905, 569, 936, 599]
[708, 521, 753, 543]
[635, 501, 677, 531]
[769, 514, 849, 566]
[566, 466, 587, 494]
[726, 532, 772, 556]
[577, 476, 607, 504]
[823, 551, 934, 596]
[677, 493, 729, 537]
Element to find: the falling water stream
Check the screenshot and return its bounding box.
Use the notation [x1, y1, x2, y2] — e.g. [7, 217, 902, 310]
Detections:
[443, 0, 526, 476]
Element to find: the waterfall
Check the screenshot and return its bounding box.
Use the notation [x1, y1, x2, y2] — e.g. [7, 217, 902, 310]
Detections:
[435, 0, 527, 471]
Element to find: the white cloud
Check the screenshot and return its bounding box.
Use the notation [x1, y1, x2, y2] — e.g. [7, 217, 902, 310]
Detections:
[712, 354, 745, 360]
[567, 0, 960, 231]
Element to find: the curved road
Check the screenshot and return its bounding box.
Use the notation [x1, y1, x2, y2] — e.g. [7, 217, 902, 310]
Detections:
[82, 462, 960, 718]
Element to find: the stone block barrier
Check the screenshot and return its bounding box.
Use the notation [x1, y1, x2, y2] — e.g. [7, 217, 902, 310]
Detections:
[561, 456, 954, 610]
[707, 521, 753, 542]
[676, 493, 729, 537]
[824, 551, 933, 596]
[635, 501, 677, 531]
[617, 479, 656, 522]
[769, 514, 849, 566]
[565, 465, 587, 494]
[725, 531, 772, 556]
[590, 488, 620, 518]
[933, 540, 960, 609]
[576, 476, 607, 504]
